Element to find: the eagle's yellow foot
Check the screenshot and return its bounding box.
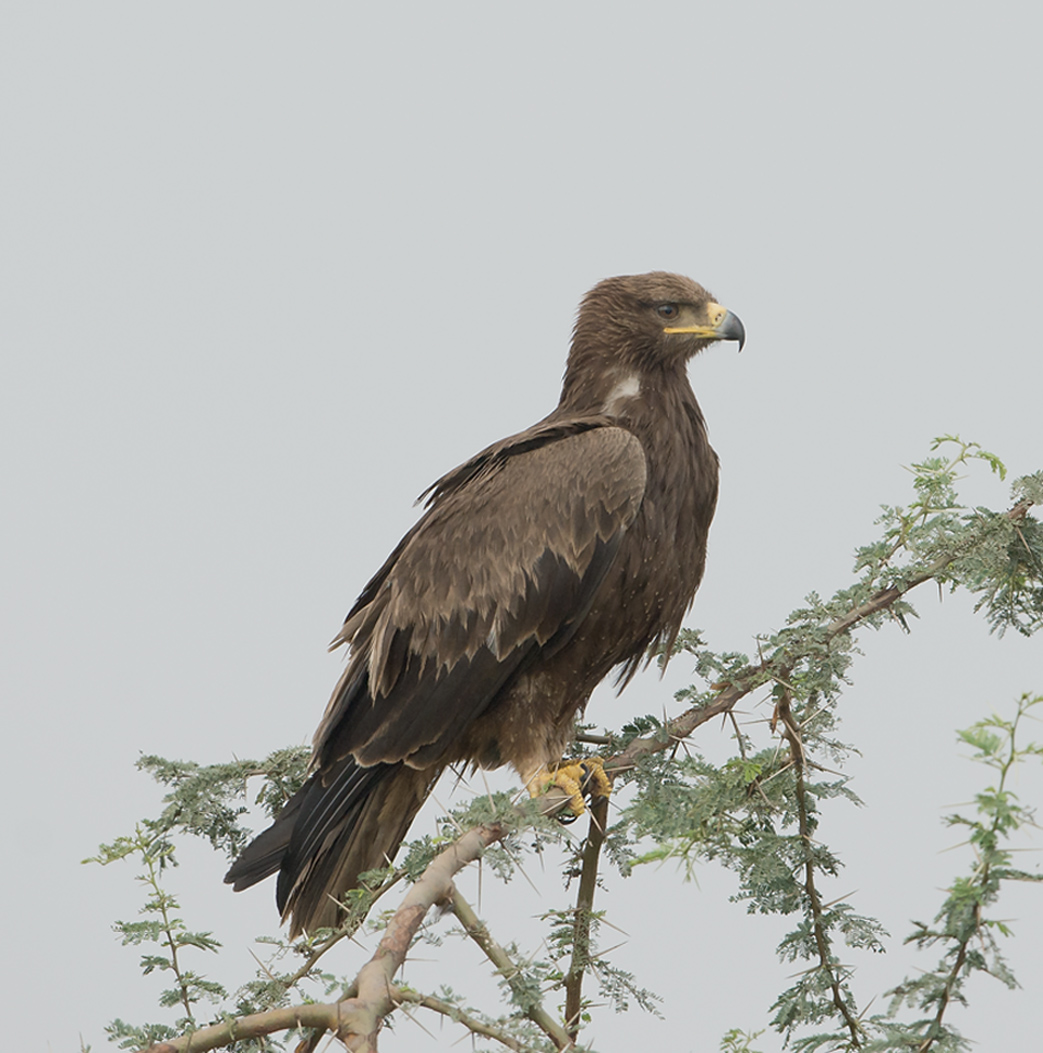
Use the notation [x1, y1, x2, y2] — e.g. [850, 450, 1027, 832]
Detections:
[527, 757, 612, 820]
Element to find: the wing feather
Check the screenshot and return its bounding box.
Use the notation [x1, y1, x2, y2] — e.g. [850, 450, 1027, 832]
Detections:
[313, 424, 647, 771]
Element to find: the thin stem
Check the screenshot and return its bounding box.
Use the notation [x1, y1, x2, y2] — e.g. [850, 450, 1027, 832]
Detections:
[142, 844, 194, 1026]
[394, 989, 532, 1052]
[917, 702, 1026, 1052]
[575, 733, 613, 746]
[451, 887, 574, 1050]
[776, 686, 863, 1048]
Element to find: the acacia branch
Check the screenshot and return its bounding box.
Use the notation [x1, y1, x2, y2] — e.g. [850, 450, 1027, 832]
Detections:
[776, 684, 863, 1047]
[281, 869, 405, 994]
[609, 499, 1034, 776]
[141, 1003, 340, 1053]
[144, 852, 195, 1027]
[138, 495, 1036, 1053]
[394, 988, 532, 1052]
[451, 886, 575, 1050]
[333, 822, 509, 1051]
[140, 823, 507, 1053]
[919, 935, 972, 1053]
[564, 794, 610, 1040]
[914, 700, 1031, 1051]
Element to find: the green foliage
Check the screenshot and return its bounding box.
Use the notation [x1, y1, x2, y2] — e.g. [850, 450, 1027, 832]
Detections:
[622, 691, 1043, 1053]
[540, 907, 662, 1019]
[88, 440, 1043, 1052]
[860, 693, 1043, 1052]
[720, 1029, 766, 1053]
[85, 823, 227, 1049]
[135, 746, 310, 860]
[622, 735, 886, 1046]
[414, 986, 558, 1053]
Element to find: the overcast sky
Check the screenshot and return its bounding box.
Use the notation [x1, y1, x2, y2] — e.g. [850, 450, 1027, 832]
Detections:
[3, 4, 1042, 1051]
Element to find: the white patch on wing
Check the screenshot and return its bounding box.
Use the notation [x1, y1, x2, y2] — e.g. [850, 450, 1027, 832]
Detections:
[601, 374, 641, 416]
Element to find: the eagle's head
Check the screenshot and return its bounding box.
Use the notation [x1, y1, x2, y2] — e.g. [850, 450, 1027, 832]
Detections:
[562, 271, 744, 413]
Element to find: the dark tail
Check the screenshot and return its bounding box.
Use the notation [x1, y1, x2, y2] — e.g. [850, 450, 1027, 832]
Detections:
[225, 757, 437, 937]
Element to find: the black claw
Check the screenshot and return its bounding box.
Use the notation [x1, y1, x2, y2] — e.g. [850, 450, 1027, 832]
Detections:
[579, 761, 608, 802]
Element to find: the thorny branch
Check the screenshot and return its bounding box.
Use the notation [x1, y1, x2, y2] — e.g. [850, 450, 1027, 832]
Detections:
[451, 886, 575, 1050]
[131, 486, 1038, 1053]
[564, 794, 610, 1040]
[140, 823, 508, 1053]
[910, 700, 1033, 1053]
[393, 989, 533, 1052]
[285, 869, 405, 994]
[144, 851, 196, 1026]
[775, 682, 863, 1047]
[609, 498, 1035, 777]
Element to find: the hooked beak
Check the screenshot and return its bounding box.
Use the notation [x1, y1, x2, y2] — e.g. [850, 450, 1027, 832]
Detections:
[664, 302, 746, 351]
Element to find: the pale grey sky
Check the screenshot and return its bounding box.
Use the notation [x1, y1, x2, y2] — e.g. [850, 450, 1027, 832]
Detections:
[3, 4, 1042, 1051]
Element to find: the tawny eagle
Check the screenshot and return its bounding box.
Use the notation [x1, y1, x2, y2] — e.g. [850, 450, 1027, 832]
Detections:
[226, 272, 744, 935]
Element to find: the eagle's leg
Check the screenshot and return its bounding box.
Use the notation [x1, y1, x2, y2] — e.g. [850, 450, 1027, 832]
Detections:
[526, 757, 612, 819]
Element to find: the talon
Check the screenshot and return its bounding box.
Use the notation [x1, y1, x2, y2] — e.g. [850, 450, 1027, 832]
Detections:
[578, 757, 612, 801]
[526, 757, 612, 820]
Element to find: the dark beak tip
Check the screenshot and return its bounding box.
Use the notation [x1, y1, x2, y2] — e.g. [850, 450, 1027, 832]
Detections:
[723, 311, 746, 352]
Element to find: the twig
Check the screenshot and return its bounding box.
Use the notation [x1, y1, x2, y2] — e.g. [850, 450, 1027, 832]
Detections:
[450, 887, 574, 1050]
[575, 733, 612, 746]
[393, 988, 532, 1052]
[728, 711, 748, 760]
[913, 701, 1031, 1051]
[338, 823, 508, 1051]
[145, 853, 195, 1026]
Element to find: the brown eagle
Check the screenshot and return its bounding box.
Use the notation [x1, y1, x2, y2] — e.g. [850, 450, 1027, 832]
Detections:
[226, 272, 744, 935]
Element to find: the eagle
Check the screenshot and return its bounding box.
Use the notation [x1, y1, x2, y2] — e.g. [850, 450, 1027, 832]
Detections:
[226, 272, 745, 935]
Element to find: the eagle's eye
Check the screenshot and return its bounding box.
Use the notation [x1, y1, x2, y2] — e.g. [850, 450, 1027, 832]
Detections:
[656, 303, 679, 319]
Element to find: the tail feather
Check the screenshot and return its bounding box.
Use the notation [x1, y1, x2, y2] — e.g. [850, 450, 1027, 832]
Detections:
[224, 791, 305, 891]
[225, 757, 438, 937]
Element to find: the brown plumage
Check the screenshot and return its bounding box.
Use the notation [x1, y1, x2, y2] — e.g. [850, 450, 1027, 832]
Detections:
[225, 272, 745, 935]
